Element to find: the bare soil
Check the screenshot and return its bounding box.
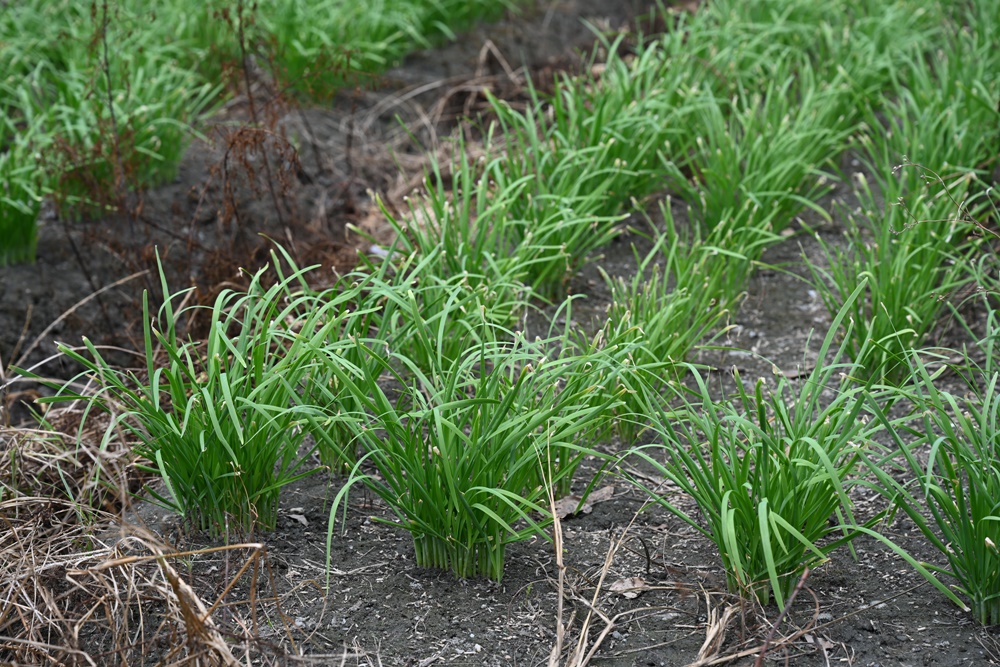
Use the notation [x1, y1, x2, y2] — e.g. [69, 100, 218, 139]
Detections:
[2, 1, 999, 665]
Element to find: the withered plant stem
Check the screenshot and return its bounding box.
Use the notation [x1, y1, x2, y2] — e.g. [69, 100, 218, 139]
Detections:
[95, 0, 136, 236]
[236, 0, 286, 228]
[59, 218, 115, 336]
[752, 567, 810, 667]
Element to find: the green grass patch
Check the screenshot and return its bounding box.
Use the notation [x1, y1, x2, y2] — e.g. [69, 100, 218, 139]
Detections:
[861, 308, 1000, 623]
[319, 332, 625, 581]
[28, 252, 360, 534]
[627, 283, 882, 609]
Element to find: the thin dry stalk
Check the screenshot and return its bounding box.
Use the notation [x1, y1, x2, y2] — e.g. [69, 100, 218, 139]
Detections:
[233, 0, 285, 229]
[549, 505, 647, 666]
[752, 568, 811, 667]
[545, 463, 570, 667]
[152, 556, 240, 666]
[94, 0, 135, 232]
[680, 573, 821, 667]
[683, 591, 738, 667]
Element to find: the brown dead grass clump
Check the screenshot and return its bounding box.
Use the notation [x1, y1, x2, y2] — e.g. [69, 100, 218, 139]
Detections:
[0, 502, 267, 666]
[0, 406, 135, 514]
[0, 388, 291, 664]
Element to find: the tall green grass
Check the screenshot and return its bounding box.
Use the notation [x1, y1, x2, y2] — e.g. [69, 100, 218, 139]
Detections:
[481, 29, 709, 295]
[673, 60, 854, 237]
[374, 136, 529, 300]
[0, 120, 42, 266]
[587, 204, 742, 442]
[808, 170, 977, 381]
[628, 285, 886, 608]
[28, 253, 359, 534]
[261, 0, 515, 98]
[800, 0, 997, 379]
[318, 332, 624, 581]
[862, 307, 1000, 624]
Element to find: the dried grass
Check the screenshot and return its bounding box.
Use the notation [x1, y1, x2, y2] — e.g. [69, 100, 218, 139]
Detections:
[0, 399, 283, 665]
[0, 501, 287, 666]
[0, 406, 135, 515]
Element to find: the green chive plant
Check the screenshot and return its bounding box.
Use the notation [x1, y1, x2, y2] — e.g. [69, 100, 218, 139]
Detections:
[861, 310, 1000, 624]
[376, 136, 529, 298]
[808, 167, 977, 381]
[589, 203, 740, 442]
[672, 60, 854, 237]
[306, 233, 528, 470]
[950, 0, 1000, 73]
[486, 91, 631, 295]
[483, 31, 705, 295]
[807, 11, 998, 377]
[260, 0, 515, 98]
[653, 0, 941, 126]
[0, 125, 42, 267]
[319, 333, 624, 581]
[363, 258, 529, 378]
[298, 282, 385, 476]
[33, 253, 355, 534]
[627, 283, 883, 609]
[879, 17, 999, 177]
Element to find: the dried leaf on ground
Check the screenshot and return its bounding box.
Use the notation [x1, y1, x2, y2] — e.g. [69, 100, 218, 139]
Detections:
[608, 576, 650, 599]
[552, 485, 615, 519]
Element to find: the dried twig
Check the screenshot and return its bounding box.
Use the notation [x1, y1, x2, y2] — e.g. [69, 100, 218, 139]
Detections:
[752, 567, 811, 667]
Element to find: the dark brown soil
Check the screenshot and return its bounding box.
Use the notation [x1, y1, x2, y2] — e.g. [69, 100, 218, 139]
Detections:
[2, 1, 1000, 666]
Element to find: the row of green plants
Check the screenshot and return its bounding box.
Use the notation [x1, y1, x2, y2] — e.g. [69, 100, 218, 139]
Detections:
[25, 0, 1000, 627]
[633, 279, 1000, 617]
[0, 0, 517, 266]
[38, 230, 999, 619]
